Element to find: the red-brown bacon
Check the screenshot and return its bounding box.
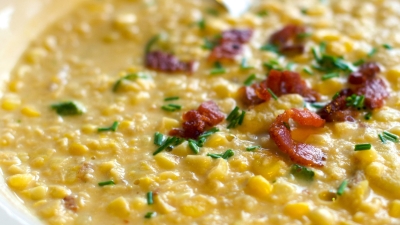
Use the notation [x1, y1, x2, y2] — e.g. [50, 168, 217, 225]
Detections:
[318, 62, 389, 122]
[239, 70, 320, 106]
[269, 108, 326, 167]
[145, 51, 197, 73]
[169, 101, 225, 139]
[269, 25, 307, 56]
[209, 29, 253, 61]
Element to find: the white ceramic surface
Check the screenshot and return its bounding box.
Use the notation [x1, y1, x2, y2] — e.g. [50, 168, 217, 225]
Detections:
[0, 0, 82, 224]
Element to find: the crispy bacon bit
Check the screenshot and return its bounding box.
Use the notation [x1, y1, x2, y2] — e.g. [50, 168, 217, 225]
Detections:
[77, 162, 93, 182]
[209, 29, 253, 61]
[240, 70, 320, 106]
[269, 25, 307, 56]
[145, 51, 197, 73]
[269, 108, 326, 167]
[318, 62, 389, 122]
[63, 195, 78, 212]
[169, 101, 224, 139]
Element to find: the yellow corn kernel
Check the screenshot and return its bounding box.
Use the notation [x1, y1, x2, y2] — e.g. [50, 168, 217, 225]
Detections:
[229, 157, 249, 172]
[8, 80, 23, 92]
[326, 42, 346, 56]
[154, 194, 175, 213]
[154, 152, 178, 170]
[315, 79, 344, 96]
[207, 158, 228, 181]
[213, 80, 236, 98]
[1, 98, 20, 110]
[30, 156, 45, 168]
[343, 39, 354, 53]
[185, 155, 213, 175]
[69, 143, 89, 155]
[118, 120, 132, 130]
[81, 124, 96, 134]
[7, 165, 24, 174]
[137, 176, 155, 190]
[7, 174, 33, 189]
[21, 106, 41, 117]
[131, 197, 146, 210]
[308, 208, 335, 225]
[204, 133, 229, 148]
[284, 202, 310, 218]
[113, 14, 137, 29]
[252, 157, 287, 180]
[26, 48, 47, 64]
[159, 117, 180, 133]
[107, 196, 130, 218]
[389, 200, 400, 218]
[99, 161, 115, 173]
[29, 186, 48, 200]
[306, 5, 326, 16]
[49, 185, 70, 199]
[158, 171, 179, 181]
[38, 200, 61, 218]
[246, 175, 272, 199]
[386, 68, 400, 83]
[353, 148, 377, 167]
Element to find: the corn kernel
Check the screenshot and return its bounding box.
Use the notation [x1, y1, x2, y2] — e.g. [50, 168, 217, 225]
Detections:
[29, 186, 48, 200]
[81, 124, 96, 134]
[158, 171, 179, 181]
[308, 208, 335, 225]
[107, 196, 130, 218]
[1, 98, 21, 110]
[306, 5, 326, 16]
[154, 152, 178, 170]
[30, 156, 45, 168]
[246, 175, 272, 199]
[204, 133, 229, 148]
[8, 80, 23, 92]
[284, 202, 310, 218]
[386, 68, 400, 83]
[252, 156, 287, 180]
[21, 106, 41, 117]
[99, 161, 116, 173]
[185, 155, 213, 175]
[207, 158, 228, 181]
[7, 174, 33, 189]
[137, 176, 155, 190]
[69, 143, 89, 155]
[38, 200, 61, 218]
[118, 120, 133, 130]
[7, 165, 24, 174]
[131, 197, 146, 210]
[315, 79, 344, 96]
[159, 117, 180, 133]
[389, 200, 400, 218]
[353, 148, 377, 167]
[49, 185, 70, 199]
[154, 194, 175, 213]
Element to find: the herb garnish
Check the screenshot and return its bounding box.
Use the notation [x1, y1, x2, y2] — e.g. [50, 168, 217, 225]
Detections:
[51, 101, 86, 116]
[243, 74, 257, 86]
[98, 121, 119, 132]
[206, 8, 219, 16]
[303, 67, 313, 75]
[246, 146, 260, 151]
[312, 42, 354, 73]
[197, 19, 206, 30]
[291, 164, 314, 181]
[353, 59, 365, 66]
[161, 104, 182, 112]
[98, 180, 115, 187]
[210, 62, 226, 75]
[263, 59, 282, 71]
[346, 94, 365, 110]
[337, 180, 348, 196]
[188, 139, 200, 154]
[354, 143, 372, 151]
[379, 131, 399, 144]
[147, 191, 154, 205]
[144, 212, 156, 219]
[226, 106, 246, 129]
[260, 43, 279, 53]
[240, 58, 254, 70]
[112, 73, 149, 92]
[207, 149, 234, 159]
[382, 44, 393, 50]
[154, 132, 166, 146]
[153, 136, 184, 155]
[257, 10, 268, 17]
[267, 88, 278, 101]
[202, 38, 216, 50]
[364, 112, 372, 120]
[321, 72, 339, 81]
[164, 96, 179, 101]
[297, 32, 311, 39]
[368, 48, 377, 58]
[145, 35, 160, 54]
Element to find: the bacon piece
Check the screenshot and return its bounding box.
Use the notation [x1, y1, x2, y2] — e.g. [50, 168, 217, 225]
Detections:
[239, 70, 320, 106]
[63, 195, 78, 212]
[354, 78, 388, 109]
[269, 25, 307, 56]
[209, 29, 253, 61]
[169, 101, 224, 139]
[77, 162, 93, 182]
[269, 108, 326, 167]
[145, 51, 197, 73]
[317, 90, 359, 122]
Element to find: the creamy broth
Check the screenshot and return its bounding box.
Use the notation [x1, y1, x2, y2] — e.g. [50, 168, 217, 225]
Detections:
[1, 0, 400, 224]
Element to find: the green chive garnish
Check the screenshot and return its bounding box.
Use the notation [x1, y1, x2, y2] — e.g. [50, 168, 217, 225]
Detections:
[161, 104, 182, 112]
[240, 58, 254, 70]
[113, 73, 149, 92]
[197, 19, 205, 30]
[164, 96, 179, 101]
[98, 121, 119, 132]
[144, 212, 156, 219]
[257, 10, 268, 17]
[246, 146, 260, 151]
[382, 44, 392, 50]
[283, 122, 291, 130]
[322, 72, 339, 81]
[98, 180, 115, 187]
[291, 164, 314, 181]
[226, 107, 245, 129]
[188, 139, 200, 154]
[198, 127, 219, 139]
[147, 192, 153, 205]
[154, 132, 166, 146]
[303, 67, 313, 75]
[378, 134, 386, 144]
[145, 35, 160, 54]
[267, 88, 278, 101]
[210, 62, 226, 75]
[337, 180, 348, 196]
[202, 38, 216, 50]
[354, 143, 372, 151]
[153, 137, 179, 155]
[51, 101, 86, 116]
[368, 48, 377, 57]
[244, 74, 257, 86]
[353, 59, 365, 66]
[207, 149, 234, 159]
[297, 32, 311, 39]
[260, 44, 279, 53]
[382, 131, 399, 143]
[364, 112, 372, 120]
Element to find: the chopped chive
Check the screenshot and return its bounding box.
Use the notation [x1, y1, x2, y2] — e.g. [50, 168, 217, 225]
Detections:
[226, 107, 245, 129]
[283, 122, 290, 130]
[207, 149, 234, 159]
[198, 127, 219, 139]
[382, 44, 393, 50]
[378, 134, 386, 144]
[322, 72, 339, 81]
[246, 146, 260, 151]
[263, 60, 283, 71]
[310, 102, 327, 109]
[210, 62, 226, 75]
[161, 104, 182, 112]
[353, 59, 365, 66]
[240, 58, 254, 70]
[354, 143, 372, 151]
[332, 92, 340, 100]
[206, 8, 219, 16]
[153, 137, 178, 155]
[346, 94, 365, 109]
[98, 180, 115, 187]
[303, 67, 313, 75]
[145, 35, 160, 54]
[291, 164, 314, 181]
[260, 43, 279, 53]
[383, 131, 399, 143]
[368, 48, 377, 58]
[202, 38, 216, 50]
[51, 101, 86, 116]
[188, 139, 200, 154]
[98, 121, 119, 132]
[164, 96, 179, 101]
[147, 192, 153, 205]
[267, 88, 278, 101]
[144, 212, 156, 219]
[238, 111, 246, 125]
[244, 74, 257, 86]
[154, 132, 166, 146]
[227, 106, 240, 121]
[319, 42, 327, 53]
[297, 32, 311, 39]
[257, 10, 268, 17]
[113, 73, 149, 92]
[197, 19, 206, 30]
[301, 8, 308, 14]
[286, 62, 295, 70]
[364, 111, 372, 120]
[337, 180, 348, 196]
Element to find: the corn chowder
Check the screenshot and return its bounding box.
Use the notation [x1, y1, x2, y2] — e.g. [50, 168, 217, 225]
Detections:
[1, 0, 400, 224]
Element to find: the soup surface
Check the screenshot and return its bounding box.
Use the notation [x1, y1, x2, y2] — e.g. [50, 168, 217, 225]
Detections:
[1, 0, 400, 224]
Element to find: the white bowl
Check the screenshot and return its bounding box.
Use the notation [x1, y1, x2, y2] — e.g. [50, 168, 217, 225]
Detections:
[0, 0, 82, 224]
